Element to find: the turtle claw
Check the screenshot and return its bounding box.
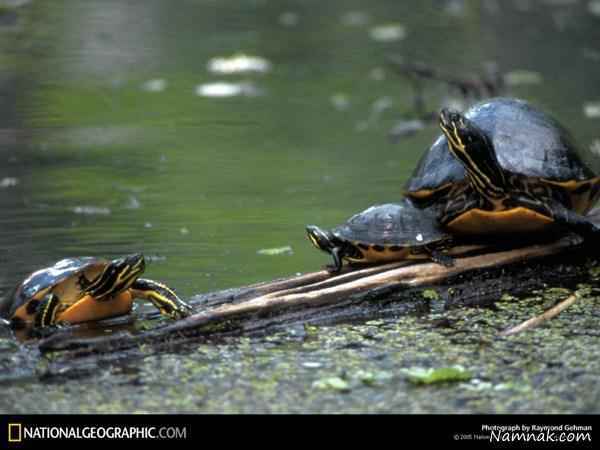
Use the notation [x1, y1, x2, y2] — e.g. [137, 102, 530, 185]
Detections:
[430, 251, 455, 267]
[324, 264, 341, 274]
[29, 321, 71, 339]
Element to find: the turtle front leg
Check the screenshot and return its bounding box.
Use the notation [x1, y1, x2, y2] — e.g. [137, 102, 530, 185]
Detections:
[129, 278, 193, 319]
[428, 249, 455, 267]
[548, 202, 600, 241]
[325, 247, 344, 273]
[513, 195, 600, 241]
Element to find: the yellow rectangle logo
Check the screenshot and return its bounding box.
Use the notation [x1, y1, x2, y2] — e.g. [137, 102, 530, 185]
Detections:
[8, 423, 22, 443]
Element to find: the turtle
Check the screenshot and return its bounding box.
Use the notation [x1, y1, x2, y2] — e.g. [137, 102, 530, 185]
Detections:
[306, 199, 455, 273]
[0, 253, 193, 331]
[404, 97, 600, 236]
[434, 107, 600, 238]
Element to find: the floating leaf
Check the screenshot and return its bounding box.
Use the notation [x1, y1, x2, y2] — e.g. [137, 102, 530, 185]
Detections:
[330, 93, 350, 111]
[389, 119, 425, 141]
[207, 54, 271, 75]
[0, 177, 18, 188]
[302, 361, 323, 369]
[402, 365, 472, 385]
[72, 206, 111, 216]
[588, 0, 600, 17]
[195, 82, 261, 98]
[583, 102, 600, 118]
[504, 70, 543, 86]
[369, 24, 406, 42]
[278, 11, 299, 27]
[257, 246, 293, 256]
[340, 11, 370, 27]
[141, 78, 167, 92]
[312, 376, 350, 391]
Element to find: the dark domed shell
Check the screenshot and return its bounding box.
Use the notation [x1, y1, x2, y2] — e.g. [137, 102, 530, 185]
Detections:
[332, 200, 447, 246]
[0, 257, 106, 319]
[405, 98, 598, 194]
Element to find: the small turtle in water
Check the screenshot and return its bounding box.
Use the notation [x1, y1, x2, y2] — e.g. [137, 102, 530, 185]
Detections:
[306, 199, 455, 273]
[404, 98, 600, 238]
[0, 253, 192, 332]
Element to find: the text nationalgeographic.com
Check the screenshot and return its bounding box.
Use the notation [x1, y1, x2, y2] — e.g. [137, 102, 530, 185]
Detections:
[8, 424, 187, 441]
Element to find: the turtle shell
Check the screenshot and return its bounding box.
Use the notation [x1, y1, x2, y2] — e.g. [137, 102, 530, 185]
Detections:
[405, 97, 598, 195]
[0, 257, 108, 319]
[332, 201, 448, 247]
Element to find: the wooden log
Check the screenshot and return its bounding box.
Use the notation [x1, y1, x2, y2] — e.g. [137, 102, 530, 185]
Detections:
[37, 231, 593, 357]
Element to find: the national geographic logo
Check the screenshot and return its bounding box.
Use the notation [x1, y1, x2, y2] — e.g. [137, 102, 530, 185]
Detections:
[6, 423, 187, 442]
[8, 423, 22, 442]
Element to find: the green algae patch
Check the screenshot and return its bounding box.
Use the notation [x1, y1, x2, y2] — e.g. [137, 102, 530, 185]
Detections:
[589, 265, 600, 280]
[312, 377, 351, 392]
[402, 366, 473, 385]
[422, 289, 440, 301]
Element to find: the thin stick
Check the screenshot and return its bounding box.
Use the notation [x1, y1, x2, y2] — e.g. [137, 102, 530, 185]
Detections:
[499, 292, 579, 337]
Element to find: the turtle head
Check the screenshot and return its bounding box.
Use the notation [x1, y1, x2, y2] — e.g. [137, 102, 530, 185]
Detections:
[306, 225, 336, 254]
[87, 253, 146, 299]
[439, 108, 506, 197]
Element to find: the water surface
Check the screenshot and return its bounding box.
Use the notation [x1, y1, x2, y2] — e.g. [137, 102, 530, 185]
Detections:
[1, 0, 599, 413]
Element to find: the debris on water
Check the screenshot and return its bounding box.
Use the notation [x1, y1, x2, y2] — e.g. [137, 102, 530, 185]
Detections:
[369, 67, 386, 81]
[207, 54, 271, 75]
[302, 361, 323, 369]
[72, 206, 111, 216]
[0, 0, 31, 7]
[195, 81, 262, 98]
[257, 246, 293, 256]
[444, 0, 467, 17]
[141, 78, 167, 92]
[354, 370, 376, 385]
[389, 119, 425, 141]
[482, 0, 500, 14]
[355, 121, 369, 132]
[330, 93, 350, 111]
[369, 23, 406, 42]
[583, 47, 600, 62]
[402, 365, 472, 385]
[354, 370, 392, 386]
[312, 376, 350, 392]
[145, 254, 167, 263]
[588, 0, 600, 16]
[370, 96, 393, 120]
[340, 10, 370, 27]
[583, 102, 600, 118]
[278, 11, 299, 27]
[503, 70, 543, 86]
[180, 227, 190, 235]
[144, 222, 153, 228]
[123, 195, 141, 210]
[0, 177, 18, 188]
[440, 96, 467, 113]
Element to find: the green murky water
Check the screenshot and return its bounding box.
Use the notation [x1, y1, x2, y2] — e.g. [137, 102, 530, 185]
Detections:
[1, 0, 599, 413]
